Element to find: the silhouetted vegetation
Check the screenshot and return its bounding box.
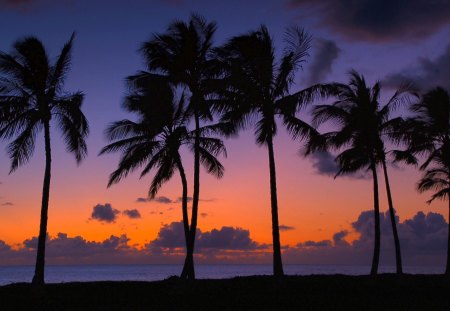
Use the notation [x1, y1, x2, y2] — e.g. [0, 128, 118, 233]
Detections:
[0, 14, 449, 286]
[1, 275, 450, 310]
[139, 14, 222, 280]
[100, 73, 226, 279]
[307, 70, 418, 275]
[214, 25, 336, 276]
[401, 87, 450, 275]
[0, 34, 89, 285]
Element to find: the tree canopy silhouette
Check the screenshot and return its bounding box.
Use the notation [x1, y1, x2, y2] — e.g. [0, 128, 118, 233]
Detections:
[140, 14, 223, 279]
[100, 73, 226, 278]
[308, 70, 417, 275]
[0, 33, 89, 285]
[404, 87, 450, 275]
[215, 25, 335, 276]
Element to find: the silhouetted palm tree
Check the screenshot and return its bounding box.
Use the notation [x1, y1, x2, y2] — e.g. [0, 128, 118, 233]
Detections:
[0, 34, 88, 285]
[100, 73, 225, 278]
[310, 70, 416, 275]
[140, 14, 220, 279]
[406, 87, 450, 275]
[215, 25, 332, 276]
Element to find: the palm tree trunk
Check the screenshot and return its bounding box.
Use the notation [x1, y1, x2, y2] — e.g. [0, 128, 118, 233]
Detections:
[446, 192, 450, 275]
[32, 121, 52, 285]
[182, 113, 201, 280]
[175, 156, 191, 279]
[381, 159, 403, 274]
[267, 135, 284, 277]
[370, 161, 380, 276]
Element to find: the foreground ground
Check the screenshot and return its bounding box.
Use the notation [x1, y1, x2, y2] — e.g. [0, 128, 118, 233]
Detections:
[1, 274, 449, 310]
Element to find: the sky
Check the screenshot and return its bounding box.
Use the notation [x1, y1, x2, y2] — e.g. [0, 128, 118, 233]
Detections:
[1, 0, 450, 267]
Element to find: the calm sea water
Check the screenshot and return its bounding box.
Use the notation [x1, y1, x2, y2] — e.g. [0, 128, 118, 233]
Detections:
[0, 265, 444, 286]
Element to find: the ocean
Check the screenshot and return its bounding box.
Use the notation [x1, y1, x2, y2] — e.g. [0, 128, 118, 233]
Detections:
[0, 265, 444, 286]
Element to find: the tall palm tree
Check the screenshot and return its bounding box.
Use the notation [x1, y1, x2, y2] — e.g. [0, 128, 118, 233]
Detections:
[100, 73, 226, 278]
[406, 87, 450, 275]
[0, 34, 89, 285]
[215, 25, 332, 276]
[140, 14, 220, 279]
[309, 70, 416, 275]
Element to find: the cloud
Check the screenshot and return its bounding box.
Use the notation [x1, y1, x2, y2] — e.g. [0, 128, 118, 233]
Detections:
[153, 196, 173, 204]
[149, 222, 188, 249]
[0, 0, 70, 12]
[309, 151, 369, 179]
[384, 44, 450, 92]
[305, 38, 341, 85]
[309, 151, 339, 176]
[198, 227, 263, 250]
[284, 210, 448, 266]
[289, 0, 450, 42]
[200, 213, 208, 218]
[123, 209, 141, 219]
[90, 203, 119, 223]
[1, 211, 447, 266]
[136, 196, 173, 204]
[279, 225, 295, 231]
[148, 221, 266, 252]
[1, 202, 14, 206]
[176, 196, 193, 203]
[136, 197, 149, 203]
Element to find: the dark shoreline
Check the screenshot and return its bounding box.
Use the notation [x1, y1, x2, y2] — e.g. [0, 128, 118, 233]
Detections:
[1, 274, 449, 310]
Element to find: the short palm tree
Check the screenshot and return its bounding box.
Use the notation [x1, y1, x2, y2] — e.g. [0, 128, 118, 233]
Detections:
[309, 70, 416, 275]
[215, 25, 332, 276]
[100, 73, 225, 278]
[406, 87, 450, 275]
[140, 14, 220, 279]
[0, 34, 89, 285]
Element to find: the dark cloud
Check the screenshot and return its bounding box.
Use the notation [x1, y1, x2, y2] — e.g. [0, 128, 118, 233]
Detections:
[90, 203, 119, 223]
[136, 196, 173, 204]
[176, 196, 193, 203]
[136, 197, 149, 203]
[198, 227, 263, 250]
[309, 151, 339, 176]
[298, 240, 332, 247]
[148, 221, 265, 251]
[305, 38, 340, 85]
[384, 44, 450, 92]
[289, 0, 450, 42]
[200, 212, 208, 218]
[123, 209, 141, 219]
[0, 0, 70, 12]
[1, 211, 447, 266]
[153, 196, 173, 204]
[309, 151, 369, 179]
[284, 210, 448, 266]
[1, 202, 14, 206]
[279, 225, 295, 231]
[0, 0, 32, 7]
[149, 222, 187, 249]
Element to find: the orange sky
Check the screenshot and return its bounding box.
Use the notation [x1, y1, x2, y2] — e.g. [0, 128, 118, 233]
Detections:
[0, 128, 445, 250]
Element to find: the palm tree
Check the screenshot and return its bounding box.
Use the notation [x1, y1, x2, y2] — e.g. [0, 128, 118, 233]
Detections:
[215, 25, 333, 276]
[406, 87, 450, 275]
[309, 70, 416, 275]
[0, 34, 89, 285]
[140, 14, 220, 279]
[100, 73, 226, 278]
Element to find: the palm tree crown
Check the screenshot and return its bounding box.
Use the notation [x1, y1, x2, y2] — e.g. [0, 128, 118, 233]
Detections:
[0, 34, 88, 285]
[100, 73, 226, 278]
[140, 14, 222, 279]
[406, 87, 450, 274]
[309, 70, 416, 275]
[215, 25, 328, 276]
